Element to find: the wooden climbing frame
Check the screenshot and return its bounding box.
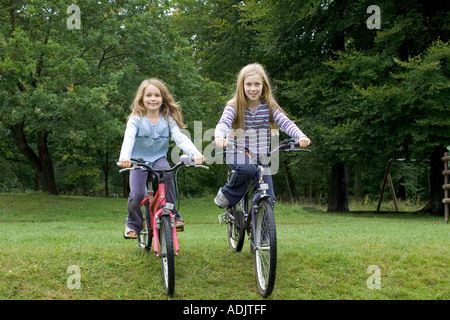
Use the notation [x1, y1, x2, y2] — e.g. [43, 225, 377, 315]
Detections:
[442, 152, 450, 224]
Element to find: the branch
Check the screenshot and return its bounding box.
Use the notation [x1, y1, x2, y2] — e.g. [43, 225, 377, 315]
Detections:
[54, 77, 86, 94]
[8, 120, 41, 172]
[16, 79, 26, 92]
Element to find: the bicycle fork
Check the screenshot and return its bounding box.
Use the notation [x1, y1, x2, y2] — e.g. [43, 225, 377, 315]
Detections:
[153, 205, 180, 257]
[249, 192, 271, 250]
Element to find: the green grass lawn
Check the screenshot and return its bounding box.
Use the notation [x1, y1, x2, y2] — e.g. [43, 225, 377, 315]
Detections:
[0, 193, 448, 300]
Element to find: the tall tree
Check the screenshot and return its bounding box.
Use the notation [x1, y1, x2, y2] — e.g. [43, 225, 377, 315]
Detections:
[241, 0, 449, 213]
[0, 0, 221, 195]
[346, 41, 450, 214]
[172, 0, 262, 84]
[241, 0, 365, 211]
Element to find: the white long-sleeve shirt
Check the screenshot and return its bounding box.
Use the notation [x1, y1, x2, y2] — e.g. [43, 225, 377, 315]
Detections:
[119, 115, 201, 163]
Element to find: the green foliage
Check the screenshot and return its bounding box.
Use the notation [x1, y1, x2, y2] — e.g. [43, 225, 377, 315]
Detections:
[348, 40, 450, 160]
[231, 0, 449, 207]
[1, 0, 448, 208]
[0, 0, 224, 196]
[172, 0, 262, 84]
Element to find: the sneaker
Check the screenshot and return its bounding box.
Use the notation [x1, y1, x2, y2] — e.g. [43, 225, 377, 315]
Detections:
[214, 189, 230, 208]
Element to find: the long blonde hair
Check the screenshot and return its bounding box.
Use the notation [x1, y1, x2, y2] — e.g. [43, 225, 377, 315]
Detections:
[127, 78, 186, 128]
[230, 63, 283, 131]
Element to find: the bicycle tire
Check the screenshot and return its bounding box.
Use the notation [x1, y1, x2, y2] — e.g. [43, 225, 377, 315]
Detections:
[253, 199, 277, 298]
[159, 215, 175, 296]
[227, 205, 246, 252]
[138, 218, 152, 251]
[138, 203, 152, 251]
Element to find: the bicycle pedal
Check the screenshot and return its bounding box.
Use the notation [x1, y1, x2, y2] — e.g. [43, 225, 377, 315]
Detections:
[226, 211, 235, 221]
[218, 210, 234, 225]
[176, 226, 184, 232]
[218, 212, 225, 225]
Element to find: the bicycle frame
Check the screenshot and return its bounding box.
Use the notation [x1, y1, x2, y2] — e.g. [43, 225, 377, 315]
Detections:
[249, 168, 270, 243]
[234, 162, 271, 238]
[120, 155, 205, 257]
[245, 139, 311, 236]
[141, 180, 180, 257]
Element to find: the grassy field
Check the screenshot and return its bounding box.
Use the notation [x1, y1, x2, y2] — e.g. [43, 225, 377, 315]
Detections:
[0, 193, 448, 300]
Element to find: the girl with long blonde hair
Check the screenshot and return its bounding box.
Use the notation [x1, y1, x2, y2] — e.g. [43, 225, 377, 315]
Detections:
[229, 63, 282, 131]
[214, 63, 310, 208]
[119, 78, 204, 238]
[127, 78, 186, 128]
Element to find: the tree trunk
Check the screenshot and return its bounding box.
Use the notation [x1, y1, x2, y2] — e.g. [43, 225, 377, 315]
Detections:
[327, 162, 349, 212]
[9, 121, 59, 195]
[284, 159, 297, 202]
[326, 1, 347, 212]
[101, 150, 110, 198]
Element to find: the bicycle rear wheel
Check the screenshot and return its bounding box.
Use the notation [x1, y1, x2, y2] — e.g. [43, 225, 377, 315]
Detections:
[138, 203, 152, 251]
[159, 215, 175, 296]
[138, 219, 152, 251]
[227, 204, 246, 252]
[253, 199, 277, 298]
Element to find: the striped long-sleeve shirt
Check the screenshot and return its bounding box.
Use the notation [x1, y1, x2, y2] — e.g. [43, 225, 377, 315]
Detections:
[214, 102, 307, 154]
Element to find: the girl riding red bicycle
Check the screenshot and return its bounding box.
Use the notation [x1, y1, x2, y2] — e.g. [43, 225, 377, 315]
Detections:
[118, 78, 204, 239]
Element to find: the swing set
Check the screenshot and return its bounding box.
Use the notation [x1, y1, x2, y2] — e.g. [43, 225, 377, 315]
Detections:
[378, 153, 450, 224]
[376, 158, 428, 212]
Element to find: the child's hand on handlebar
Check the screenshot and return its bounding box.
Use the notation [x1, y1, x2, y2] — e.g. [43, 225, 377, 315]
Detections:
[119, 159, 132, 168]
[192, 155, 205, 165]
[297, 137, 311, 148]
[215, 137, 227, 148]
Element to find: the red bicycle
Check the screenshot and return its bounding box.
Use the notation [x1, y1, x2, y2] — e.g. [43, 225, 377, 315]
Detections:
[119, 155, 208, 296]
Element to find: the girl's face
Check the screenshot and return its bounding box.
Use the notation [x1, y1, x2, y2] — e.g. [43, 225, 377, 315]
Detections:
[142, 84, 163, 113]
[243, 74, 263, 102]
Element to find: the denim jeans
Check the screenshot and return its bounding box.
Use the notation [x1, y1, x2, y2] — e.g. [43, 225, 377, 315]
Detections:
[220, 150, 275, 207]
[126, 157, 178, 233]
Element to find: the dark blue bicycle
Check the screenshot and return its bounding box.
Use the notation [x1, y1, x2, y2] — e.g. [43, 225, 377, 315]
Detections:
[218, 138, 310, 297]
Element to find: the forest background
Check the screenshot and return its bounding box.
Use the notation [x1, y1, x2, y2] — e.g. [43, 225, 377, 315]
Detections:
[0, 0, 449, 215]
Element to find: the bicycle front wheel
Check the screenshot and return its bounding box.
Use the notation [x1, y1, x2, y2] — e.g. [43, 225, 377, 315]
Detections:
[253, 199, 277, 298]
[159, 215, 175, 296]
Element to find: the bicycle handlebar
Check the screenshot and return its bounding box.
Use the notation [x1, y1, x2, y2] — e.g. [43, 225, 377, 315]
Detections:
[269, 138, 312, 155]
[117, 155, 209, 174]
[213, 138, 311, 157]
